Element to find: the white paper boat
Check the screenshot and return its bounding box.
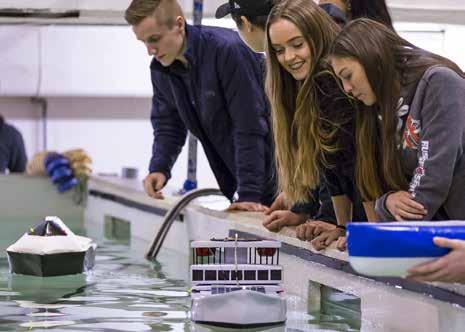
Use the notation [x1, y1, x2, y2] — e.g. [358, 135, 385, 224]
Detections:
[6, 216, 96, 277]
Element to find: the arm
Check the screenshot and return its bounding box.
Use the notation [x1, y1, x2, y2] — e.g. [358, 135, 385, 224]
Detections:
[378, 68, 465, 220]
[290, 188, 320, 217]
[408, 237, 465, 283]
[331, 195, 353, 226]
[263, 188, 319, 232]
[310, 195, 351, 251]
[148, 71, 188, 181]
[363, 201, 378, 222]
[376, 190, 426, 221]
[375, 192, 395, 221]
[217, 41, 270, 203]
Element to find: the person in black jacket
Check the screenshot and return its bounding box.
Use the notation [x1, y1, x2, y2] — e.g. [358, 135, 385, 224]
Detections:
[125, 0, 276, 211]
[0, 114, 27, 173]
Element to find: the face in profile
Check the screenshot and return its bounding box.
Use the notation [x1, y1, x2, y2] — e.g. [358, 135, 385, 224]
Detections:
[236, 16, 265, 53]
[331, 56, 377, 106]
[133, 14, 185, 67]
[268, 18, 312, 81]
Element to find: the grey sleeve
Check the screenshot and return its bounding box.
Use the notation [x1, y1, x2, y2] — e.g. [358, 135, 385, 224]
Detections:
[406, 67, 465, 220]
[375, 192, 395, 221]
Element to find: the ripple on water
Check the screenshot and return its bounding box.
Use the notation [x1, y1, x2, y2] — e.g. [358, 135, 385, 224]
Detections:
[19, 320, 75, 328]
[15, 301, 77, 309]
[101, 289, 189, 297]
[59, 296, 119, 302]
[0, 291, 19, 296]
[71, 322, 153, 331]
[27, 312, 66, 317]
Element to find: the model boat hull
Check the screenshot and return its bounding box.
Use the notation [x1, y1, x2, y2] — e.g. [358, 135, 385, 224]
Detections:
[7, 244, 96, 277]
[191, 289, 286, 327]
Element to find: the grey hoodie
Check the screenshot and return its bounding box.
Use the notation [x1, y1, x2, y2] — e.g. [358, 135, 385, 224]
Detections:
[376, 66, 465, 220]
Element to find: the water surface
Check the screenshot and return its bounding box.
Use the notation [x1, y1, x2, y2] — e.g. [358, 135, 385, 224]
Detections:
[0, 218, 359, 331]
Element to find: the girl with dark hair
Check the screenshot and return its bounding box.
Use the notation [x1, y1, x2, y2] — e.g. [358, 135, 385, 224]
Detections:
[265, 0, 371, 250]
[330, 18, 465, 223]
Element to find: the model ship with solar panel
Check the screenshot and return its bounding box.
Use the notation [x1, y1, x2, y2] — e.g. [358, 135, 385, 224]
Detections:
[189, 235, 286, 328]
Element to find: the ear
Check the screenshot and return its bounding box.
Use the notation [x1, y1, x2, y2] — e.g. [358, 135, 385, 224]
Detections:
[174, 16, 185, 32]
[240, 16, 253, 32]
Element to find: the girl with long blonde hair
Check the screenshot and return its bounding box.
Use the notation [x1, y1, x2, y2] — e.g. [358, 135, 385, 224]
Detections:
[266, 0, 370, 250]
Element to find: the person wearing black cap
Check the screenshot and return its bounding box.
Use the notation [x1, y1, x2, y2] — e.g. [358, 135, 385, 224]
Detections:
[0, 114, 27, 174]
[125, 0, 276, 211]
[216, 0, 350, 55]
[215, 0, 274, 53]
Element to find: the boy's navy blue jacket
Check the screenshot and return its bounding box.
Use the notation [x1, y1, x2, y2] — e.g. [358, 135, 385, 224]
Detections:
[148, 24, 275, 204]
[0, 117, 27, 173]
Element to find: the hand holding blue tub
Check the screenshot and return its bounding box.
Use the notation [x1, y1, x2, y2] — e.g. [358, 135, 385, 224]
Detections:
[407, 237, 465, 283]
[347, 222, 465, 278]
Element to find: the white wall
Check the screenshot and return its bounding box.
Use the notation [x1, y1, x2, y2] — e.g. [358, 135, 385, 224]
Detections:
[0, 97, 218, 192]
[396, 23, 465, 70]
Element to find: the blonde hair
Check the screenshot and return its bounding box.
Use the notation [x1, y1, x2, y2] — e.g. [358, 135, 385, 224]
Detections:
[265, 0, 341, 203]
[125, 0, 184, 27]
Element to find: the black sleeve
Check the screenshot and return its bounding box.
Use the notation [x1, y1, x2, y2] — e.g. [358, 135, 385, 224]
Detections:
[8, 126, 27, 173]
[313, 181, 337, 224]
[290, 183, 337, 224]
[290, 187, 320, 216]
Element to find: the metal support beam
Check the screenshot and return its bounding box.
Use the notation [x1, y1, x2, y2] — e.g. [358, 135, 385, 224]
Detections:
[31, 97, 47, 151]
[181, 0, 203, 194]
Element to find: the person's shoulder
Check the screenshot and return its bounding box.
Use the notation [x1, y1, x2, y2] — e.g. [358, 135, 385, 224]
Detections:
[200, 25, 247, 51]
[1, 122, 23, 142]
[315, 71, 347, 99]
[421, 66, 464, 86]
[200, 25, 237, 41]
[315, 71, 355, 124]
[202, 27, 261, 66]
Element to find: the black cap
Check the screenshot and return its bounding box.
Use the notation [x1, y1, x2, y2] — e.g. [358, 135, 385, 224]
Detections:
[215, 0, 273, 19]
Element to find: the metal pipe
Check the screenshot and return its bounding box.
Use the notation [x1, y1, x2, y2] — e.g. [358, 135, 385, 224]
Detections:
[31, 97, 47, 151]
[180, 0, 204, 194]
[145, 188, 223, 260]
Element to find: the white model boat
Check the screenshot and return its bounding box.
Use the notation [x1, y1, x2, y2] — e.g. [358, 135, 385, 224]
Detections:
[190, 236, 286, 328]
[6, 216, 96, 277]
